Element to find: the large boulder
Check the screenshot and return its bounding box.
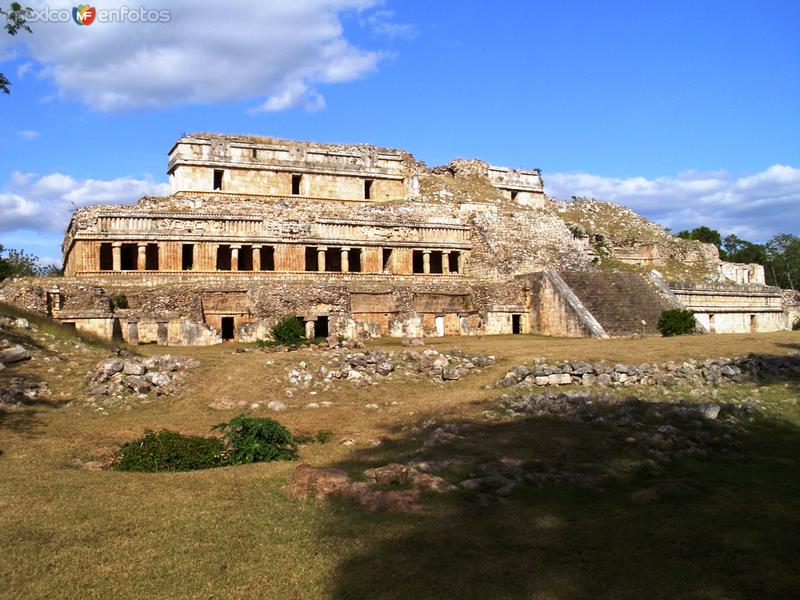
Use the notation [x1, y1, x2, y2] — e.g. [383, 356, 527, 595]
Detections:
[0, 345, 31, 364]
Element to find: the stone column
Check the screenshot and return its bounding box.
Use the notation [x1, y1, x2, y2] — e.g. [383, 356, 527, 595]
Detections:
[231, 244, 240, 271]
[137, 243, 146, 271]
[317, 247, 327, 272]
[127, 318, 139, 345]
[156, 319, 168, 345]
[341, 247, 350, 273]
[112, 242, 122, 271]
[457, 252, 464, 274]
[423, 250, 431, 275]
[252, 244, 262, 271]
[305, 319, 315, 339]
[442, 250, 451, 274]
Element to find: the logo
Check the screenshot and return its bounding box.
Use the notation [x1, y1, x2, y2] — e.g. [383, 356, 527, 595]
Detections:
[72, 4, 96, 25]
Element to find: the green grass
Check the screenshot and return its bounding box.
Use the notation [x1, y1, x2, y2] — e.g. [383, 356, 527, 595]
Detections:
[1, 305, 799, 599]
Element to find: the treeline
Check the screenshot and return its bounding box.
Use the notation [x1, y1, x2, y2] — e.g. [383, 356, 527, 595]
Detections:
[675, 227, 799, 290]
[0, 244, 63, 281]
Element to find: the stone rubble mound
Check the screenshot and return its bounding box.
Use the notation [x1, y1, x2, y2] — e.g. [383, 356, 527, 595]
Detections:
[0, 339, 31, 368]
[497, 391, 758, 464]
[285, 462, 455, 513]
[86, 354, 199, 399]
[498, 355, 800, 389]
[284, 348, 495, 395]
[0, 375, 51, 407]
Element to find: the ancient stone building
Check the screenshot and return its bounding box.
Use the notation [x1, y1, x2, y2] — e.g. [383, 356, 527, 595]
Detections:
[0, 133, 794, 344]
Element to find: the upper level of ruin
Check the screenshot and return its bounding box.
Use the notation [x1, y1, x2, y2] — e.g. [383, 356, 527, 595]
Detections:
[166, 133, 545, 206]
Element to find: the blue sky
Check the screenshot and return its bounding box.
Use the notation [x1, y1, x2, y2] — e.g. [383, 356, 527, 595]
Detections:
[1, 0, 798, 263]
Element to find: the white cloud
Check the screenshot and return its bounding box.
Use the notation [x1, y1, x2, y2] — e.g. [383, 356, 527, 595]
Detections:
[546, 165, 800, 243]
[17, 129, 40, 140]
[0, 171, 168, 232]
[9, 0, 386, 112]
[360, 9, 418, 40]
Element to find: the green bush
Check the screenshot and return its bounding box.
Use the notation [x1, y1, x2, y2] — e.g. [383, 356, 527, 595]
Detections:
[658, 309, 697, 337]
[111, 293, 129, 309]
[793, 319, 800, 331]
[269, 315, 306, 347]
[213, 414, 297, 464]
[114, 429, 224, 472]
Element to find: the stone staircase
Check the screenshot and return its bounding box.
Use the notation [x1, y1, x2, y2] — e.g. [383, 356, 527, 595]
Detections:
[558, 271, 670, 336]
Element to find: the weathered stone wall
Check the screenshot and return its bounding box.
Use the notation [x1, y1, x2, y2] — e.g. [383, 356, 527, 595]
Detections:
[672, 284, 786, 333]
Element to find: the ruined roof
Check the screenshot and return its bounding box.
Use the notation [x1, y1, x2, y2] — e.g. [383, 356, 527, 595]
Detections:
[174, 132, 414, 158]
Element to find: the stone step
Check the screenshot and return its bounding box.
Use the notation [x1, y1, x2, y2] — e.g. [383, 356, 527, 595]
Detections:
[558, 271, 670, 336]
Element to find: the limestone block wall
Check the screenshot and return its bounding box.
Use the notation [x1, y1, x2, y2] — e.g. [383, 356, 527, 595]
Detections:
[720, 262, 766, 285]
[520, 272, 608, 338]
[672, 285, 786, 333]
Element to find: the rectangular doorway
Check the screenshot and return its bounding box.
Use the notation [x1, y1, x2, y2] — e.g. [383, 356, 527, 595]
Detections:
[315, 316, 329, 339]
[512, 314, 522, 334]
[221, 317, 235, 341]
[435, 315, 445, 337]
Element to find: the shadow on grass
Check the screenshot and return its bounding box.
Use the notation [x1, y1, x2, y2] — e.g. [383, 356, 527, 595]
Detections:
[321, 397, 800, 599]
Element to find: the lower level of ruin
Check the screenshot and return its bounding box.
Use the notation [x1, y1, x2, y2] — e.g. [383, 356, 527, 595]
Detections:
[0, 271, 794, 346]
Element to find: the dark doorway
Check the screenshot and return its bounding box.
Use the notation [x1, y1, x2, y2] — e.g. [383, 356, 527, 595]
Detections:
[305, 247, 318, 271]
[182, 244, 194, 270]
[430, 251, 444, 274]
[213, 169, 224, 191]
[291, 174, 302, 195]
[512, 314, 522, 334]
[239, 245, 253, 271]
[315, 316, 329, 339]
[449, 251, 460, 273]
[99, 243, 113, 270]
[216, 245, 232, 271]
[349, 249, 362, 273]
[260, 246, 275, 271]
[221, 317, 235, 341]
[382, 248, 392, 272]
[145, 243, 159, 270]
[364, 179, 373, 200]
[62, 322, 76, 331]
[120, 244, 137, 270]
[412, 250, 424, 273]
[325, 247, 342, 272]
[112, 318, 123, 341]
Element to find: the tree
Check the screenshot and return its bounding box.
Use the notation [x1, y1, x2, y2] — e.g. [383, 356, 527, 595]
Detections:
[675, 226, 723, 252]
[765, 234, 800, 290]
[0, 244, 63, 280]
[1, 3, 32, 94]
[722, 234, 767, 265]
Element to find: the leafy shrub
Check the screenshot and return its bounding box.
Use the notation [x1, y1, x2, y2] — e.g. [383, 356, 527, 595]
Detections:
[115, 429, 224, 472]
[793, 318, 800, 331]
[111, 293, 129, 309]
[269, 315, 306, 347]
[658, 309, 697, 337]
[315, 429, 333, 444]
[213, 414, 297, 464]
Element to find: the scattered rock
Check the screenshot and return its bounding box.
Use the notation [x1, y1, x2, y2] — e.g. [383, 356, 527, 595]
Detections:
[267, 400, 287, 411]
[0, 344, 31, 364]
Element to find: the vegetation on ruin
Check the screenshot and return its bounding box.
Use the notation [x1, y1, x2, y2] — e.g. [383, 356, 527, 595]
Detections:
[114, 415, 298, 472]
[110, 294, 129, 309]
[213, 414, 298, 464]
[2, 303, 799, 598]
[676, 227, 800, 290]
[114, 429, 225, 472]
[0, 3, 31, 94]
[0, 244, 63, 280]
[657, 308, 698, 337]
[269, 315, 308, 347]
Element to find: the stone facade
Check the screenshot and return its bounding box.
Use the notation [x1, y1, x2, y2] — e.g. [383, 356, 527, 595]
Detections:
[1, 133, 796, 344]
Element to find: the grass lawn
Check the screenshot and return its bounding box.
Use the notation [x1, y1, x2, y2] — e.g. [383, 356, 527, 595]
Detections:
[1, 303, 799, 599]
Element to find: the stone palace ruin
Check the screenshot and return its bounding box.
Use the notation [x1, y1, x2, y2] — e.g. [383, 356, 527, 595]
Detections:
[1, 133, 796, 344]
